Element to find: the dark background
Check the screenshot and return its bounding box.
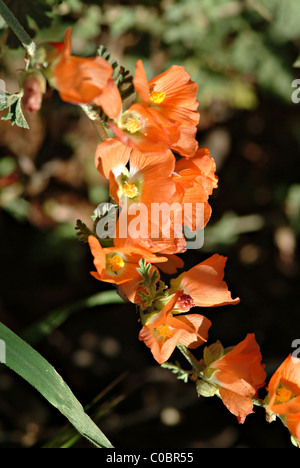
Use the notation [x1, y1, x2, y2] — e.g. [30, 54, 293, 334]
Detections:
[0, 0, 300, 448]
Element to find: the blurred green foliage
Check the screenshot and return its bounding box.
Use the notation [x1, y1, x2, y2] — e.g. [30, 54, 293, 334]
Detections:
[1, 0, 299, 109]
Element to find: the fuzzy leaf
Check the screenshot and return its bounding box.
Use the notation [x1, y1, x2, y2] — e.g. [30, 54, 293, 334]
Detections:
[161, 361, 190, 383]
[75, 219, 93, 243]
[1, 91, 29, 129]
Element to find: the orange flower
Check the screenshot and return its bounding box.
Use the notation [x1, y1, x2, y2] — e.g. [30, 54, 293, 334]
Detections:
[95, 138, 132, 179]
[88, 235, 167, 303]
[134, 60, 199, 128]
[265, 354, 300, 444]
[95, 138, 186, 257]
[139, 293, 211, 364]
[109, 102, 180, 154]
[50, 28, 122, 119]
[169, 254, 240, 312]
[95, 137, 178, 206]
[108, 60, 201, 155]
[173, 147, 218, 231]
[205, 334, 266, 423]
[133, 60, 199, 157]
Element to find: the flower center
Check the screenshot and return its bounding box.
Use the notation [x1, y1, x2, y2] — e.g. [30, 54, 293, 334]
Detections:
[149, 90, 166, 104]
[120, 110, 143, 134]
[122, 182, 139, 199]
[108, 254, 125, 273]
[156, 323, 173, 339]
[175, 290, 195, 312]
[275, 386, 293, 404]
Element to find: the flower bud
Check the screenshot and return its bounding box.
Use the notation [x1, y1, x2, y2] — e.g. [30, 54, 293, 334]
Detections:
[20, 70, 47, 113]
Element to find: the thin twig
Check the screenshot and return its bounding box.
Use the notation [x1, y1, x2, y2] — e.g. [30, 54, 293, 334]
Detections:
[80, 104, 108, 141]
[0, 0, 36, 57]
[177, 343, 203, 374]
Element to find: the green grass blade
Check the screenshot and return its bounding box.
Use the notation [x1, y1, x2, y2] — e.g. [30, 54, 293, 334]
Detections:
[0, 322, 114, 448]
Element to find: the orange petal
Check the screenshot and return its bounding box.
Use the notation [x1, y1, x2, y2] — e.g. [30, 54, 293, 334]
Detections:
[134, 59, 150, 104]
[129, 147, 176, 180]
[55, 56, 113, 104]
[175, 314, 211, 349]
[219, 388, 254, 424]
[175, 147, 218, 192]
[95, 138, 131, 178]
[88, 235, 106, 275]
[62, 27, 72, 57]
[154, 254, 184, 274]
[181, 254, 240, 307]
[285, 413, 300, 443]
[93, 78, 122, 119]
[147, 294, 179, 329]
[148, 65, 199, 127]
[177, 254, 240, 307]
[171, 126, 198, 158]
[213, 334, 266, 391]
[110, 104, 180, 153]
[267, 354, 300, 415]
[139, 325, 184, 364]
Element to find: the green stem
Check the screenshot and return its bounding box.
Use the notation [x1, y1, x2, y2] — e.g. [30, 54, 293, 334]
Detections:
[177, 343, 203, 374]
[252, 397, 266, 408]
[93, 118, 109, 141]
[0, 0, 36, 58]
[80, 104, 108, 141]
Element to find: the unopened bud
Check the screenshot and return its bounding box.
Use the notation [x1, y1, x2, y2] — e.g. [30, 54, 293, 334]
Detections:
[20, 70, 47, 113]
[196, 379, 218, 398]
[203, 340, 225, 367]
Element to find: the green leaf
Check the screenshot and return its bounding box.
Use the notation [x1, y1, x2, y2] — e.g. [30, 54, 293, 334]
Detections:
[137, 259, 168, 307]
[75, 219, 94, 243]
[0, 90, 18, 110]
[1, 91, 29, 129]
[161, 361, 191, 383]
[0, 321, 113, 448]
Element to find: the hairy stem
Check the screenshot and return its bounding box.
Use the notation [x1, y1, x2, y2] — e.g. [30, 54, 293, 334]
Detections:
[80, 104, 108, 141]
[0, 0, 36, 58]
[177, 343, 203, 374]
[92, 119, 108, 141]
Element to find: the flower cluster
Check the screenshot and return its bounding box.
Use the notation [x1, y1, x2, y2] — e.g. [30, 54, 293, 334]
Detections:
[22, 27, 299, 447]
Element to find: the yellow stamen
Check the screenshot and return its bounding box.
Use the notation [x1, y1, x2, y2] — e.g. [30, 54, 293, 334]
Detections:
[275, 386, 293, 404]
[149, 90, 166, 104]
[109, 255, 125, 272]
[156, 323, 173, 339]
[120, 111, 143, 134]
[122, 182, 139, 198]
